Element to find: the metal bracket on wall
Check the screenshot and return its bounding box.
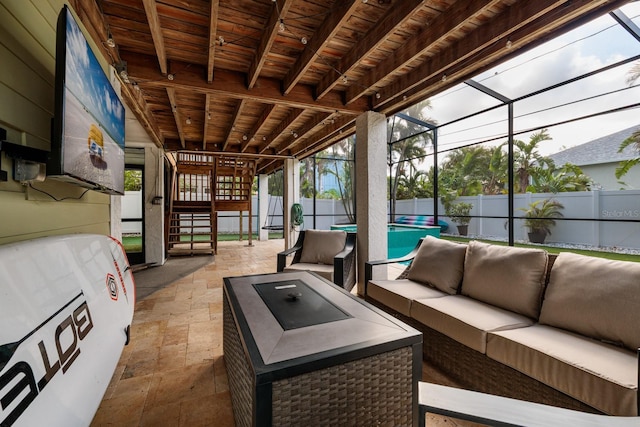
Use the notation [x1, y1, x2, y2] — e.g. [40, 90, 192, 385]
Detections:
[0, 135, 49, 183]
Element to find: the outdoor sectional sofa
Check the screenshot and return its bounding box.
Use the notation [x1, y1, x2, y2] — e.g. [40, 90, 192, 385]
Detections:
[364, 236, 640, 416]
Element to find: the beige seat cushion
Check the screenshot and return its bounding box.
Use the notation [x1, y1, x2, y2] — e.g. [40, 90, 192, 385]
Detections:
[367, 279, 448, 316]
[406, 236, 467, 295]
[487, 324, 638, 416]
[299, 230, 347, 265]
[539, 252, 640, 351]
[411, 295, 533, 353]
[461, 241, 548, 319]
[284, 263, 334, 282]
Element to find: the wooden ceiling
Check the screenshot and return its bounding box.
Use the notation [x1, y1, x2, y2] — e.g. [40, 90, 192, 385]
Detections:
[72, 0, 630, 174]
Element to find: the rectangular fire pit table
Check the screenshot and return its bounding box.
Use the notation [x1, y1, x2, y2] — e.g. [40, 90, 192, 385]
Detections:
[223, 270, 422, 427]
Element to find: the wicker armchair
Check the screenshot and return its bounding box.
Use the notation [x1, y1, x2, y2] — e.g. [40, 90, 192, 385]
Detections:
[277, 230, 356, 291]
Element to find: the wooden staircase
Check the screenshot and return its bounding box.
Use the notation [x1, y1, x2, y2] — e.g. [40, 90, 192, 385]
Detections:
[165, 152, 255, 256]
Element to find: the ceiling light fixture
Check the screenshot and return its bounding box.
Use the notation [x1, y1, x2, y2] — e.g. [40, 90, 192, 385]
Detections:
[375, 92, 381, 99]
[279, 19, 286, 32]
[301, 37, 307, 45]
[242, 134, 248, 141]
[167, 73, 174, 81]
[106, 33, 116, 48]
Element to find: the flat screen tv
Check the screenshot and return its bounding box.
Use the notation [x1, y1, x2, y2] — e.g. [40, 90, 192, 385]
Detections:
[48, 5, 125, 195]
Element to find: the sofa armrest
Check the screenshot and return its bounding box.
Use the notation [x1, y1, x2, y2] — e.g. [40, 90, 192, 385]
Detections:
[333, 232, 356, 290]
[276, 244, 302, 272]
[364, 238, 424, 296]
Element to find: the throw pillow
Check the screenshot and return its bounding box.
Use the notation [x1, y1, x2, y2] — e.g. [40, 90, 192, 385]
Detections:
[539, 252, 640, 351]
[299, 230, 347, 265]
[406, 236, 467, 295]
[461, 241, 548, 319]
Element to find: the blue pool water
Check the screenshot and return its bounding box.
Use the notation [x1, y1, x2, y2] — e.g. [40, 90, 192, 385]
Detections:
[330, 223, 440, 258]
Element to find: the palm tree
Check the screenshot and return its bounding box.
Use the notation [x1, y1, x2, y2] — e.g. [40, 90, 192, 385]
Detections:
[513, 129, 552, 192]
[616, 62, 640, 180]
[388, 100, 434, 221]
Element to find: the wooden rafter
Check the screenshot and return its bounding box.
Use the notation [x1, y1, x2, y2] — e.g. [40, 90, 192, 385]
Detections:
[257, 108, 304, 154]
[241, 104, 276, 152]
[207, 0, 220, 83]
[166, 87, 185, 148]
[373, 0, 601, 110]
[282, 0, 358, 95]
[247, 0, 295, 89]
[314, 0, 425, 100]
[124, 54, 369, 115]
[345, 0, 504, 105]
[141, 0, 168, 75]
[222, 99, 247, 151]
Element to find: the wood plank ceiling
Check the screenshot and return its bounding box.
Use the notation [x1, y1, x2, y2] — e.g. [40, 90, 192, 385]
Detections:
[72, 0, 630, 174]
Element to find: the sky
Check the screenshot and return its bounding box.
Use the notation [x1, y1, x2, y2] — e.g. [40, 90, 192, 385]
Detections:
[419, 2, 640, 158]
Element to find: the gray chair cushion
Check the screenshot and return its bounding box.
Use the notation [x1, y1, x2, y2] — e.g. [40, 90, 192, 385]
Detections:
[487, 324, 638, 416]
[411, 295, 533, 353]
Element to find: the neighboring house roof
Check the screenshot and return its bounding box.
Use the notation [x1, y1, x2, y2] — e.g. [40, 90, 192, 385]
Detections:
[549, 125, 640, 167]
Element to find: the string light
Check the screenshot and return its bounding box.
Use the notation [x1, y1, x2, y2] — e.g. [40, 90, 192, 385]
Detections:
[506, 39, 513, 49]
[441, 74, 447, 82]
[242, 134, 248, 141]
[218, 36, 225, 46]
[207, 112, 211, 120]
[279, 19, 286, 32]
[301, 36, 307, 45]
[167, 74, 175, 80]
[375, 92, 381, 99]
[186, 116, 192, 125]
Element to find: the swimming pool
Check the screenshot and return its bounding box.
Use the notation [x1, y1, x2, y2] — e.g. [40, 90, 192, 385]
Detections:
[330, 223, 440, 258]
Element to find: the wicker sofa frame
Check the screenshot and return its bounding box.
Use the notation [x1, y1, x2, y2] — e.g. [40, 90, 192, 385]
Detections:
[364, 240, 639, 415]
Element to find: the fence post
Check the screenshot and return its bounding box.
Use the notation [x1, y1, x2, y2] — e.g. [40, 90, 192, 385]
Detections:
[592, 189, 601, 248]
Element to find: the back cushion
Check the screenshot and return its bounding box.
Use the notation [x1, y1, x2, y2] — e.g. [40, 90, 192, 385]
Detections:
[461, 241, 548, 319]
[539, 252, 640, 351]
[299, 230, 347, 265]
[406, 236, 467, 295]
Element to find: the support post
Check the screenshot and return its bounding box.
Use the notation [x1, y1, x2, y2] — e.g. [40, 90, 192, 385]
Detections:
[356, 111, 388, 296]
[284, 158, 300, 249]
[258, 174, 269, 241]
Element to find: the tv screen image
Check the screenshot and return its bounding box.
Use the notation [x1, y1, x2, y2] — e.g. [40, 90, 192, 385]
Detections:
[49, 6, 125, 195]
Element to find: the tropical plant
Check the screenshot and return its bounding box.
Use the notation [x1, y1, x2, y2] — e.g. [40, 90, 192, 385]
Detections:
[616, 62, 640, 180]
[513, 129, 553, 192]
[519, 198, 564, 236]
[528, 162, 591, 193]
[446, 202, 473, 226]
[388, 101, 434, 221]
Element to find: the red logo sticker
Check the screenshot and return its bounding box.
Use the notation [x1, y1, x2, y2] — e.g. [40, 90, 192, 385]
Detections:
[106, 273, 118, 300]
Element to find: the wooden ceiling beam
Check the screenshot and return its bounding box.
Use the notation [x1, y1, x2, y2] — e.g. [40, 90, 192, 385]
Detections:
[257, 108, 304, 154]
[141, 0, 168, 75]
[222, 99, 247, 151]
[124, 54, 369, 114]
[247, 0, 295, 89]
[314, 0, 425, 100]
[241, 104, 276, 152]
[375, 0, 626, 112]
[203, 93, 212, 150]
[166, 88, 185, 148]
[345, 0, 503, 105]
[282, 0, 358, 95]
[274, 112, 332, 155]
[207, 0, 220, 83]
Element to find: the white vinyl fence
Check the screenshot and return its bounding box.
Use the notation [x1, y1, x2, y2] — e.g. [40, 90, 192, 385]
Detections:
[122, 189, 640, 250]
